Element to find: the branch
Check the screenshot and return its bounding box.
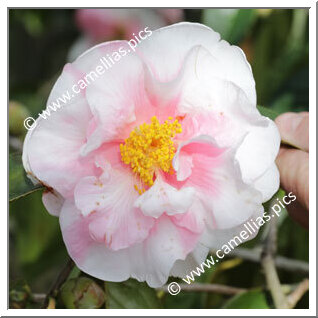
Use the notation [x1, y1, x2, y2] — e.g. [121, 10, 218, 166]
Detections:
[216, 247, 309, 274]
[261, 216, 289, 309]
[158, 283, 247, 295]
[287, 278, 309, 308]
[41, 258, 75, 308]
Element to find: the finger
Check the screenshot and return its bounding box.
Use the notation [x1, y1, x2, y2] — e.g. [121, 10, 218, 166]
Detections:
[275, 112, 309, 152]
[276, 148, 309, 211]
[285, 199, 308, 229]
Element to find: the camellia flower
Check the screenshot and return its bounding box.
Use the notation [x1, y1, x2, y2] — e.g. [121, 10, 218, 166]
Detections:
[23, 22, 280, 287]
[68, 8, 184, 61]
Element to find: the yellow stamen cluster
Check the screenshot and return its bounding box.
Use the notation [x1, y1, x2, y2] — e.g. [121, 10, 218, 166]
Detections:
[120, 116, 182, 194]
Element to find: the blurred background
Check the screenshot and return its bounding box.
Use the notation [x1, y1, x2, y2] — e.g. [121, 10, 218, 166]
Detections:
[9, 8, 309, 309]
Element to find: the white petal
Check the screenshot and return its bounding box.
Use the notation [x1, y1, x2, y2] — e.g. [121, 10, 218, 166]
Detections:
[170, 242, 209, 278]
[201, 208, 264, 250]
[42, 190, 64, 217]
[174, 135, 264, 230]
[74, 167, 154, 251]
[235, 118, 281, 184]
[134, 176, 196, 218]
[22, 65, 95, 197]
[60, 201, 198, 287]
[136, 22, 255, 104]
[253, 163, 280, 202]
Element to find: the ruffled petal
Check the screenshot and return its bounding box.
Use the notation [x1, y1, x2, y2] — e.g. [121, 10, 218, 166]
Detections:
[171, 199, 208, 234]
[173, 135, 263, 230]
[235, 118, 281, 184]
[169, 242, 209, 278]
[22, 65, 95, 198]
[74, 166, 154, 250]
[60, 201, 199, 287]
[128, 215, 200, 287]
[134, 175, 196, 218]
[60, 200, 132, 281]
[136, 22, 255, 104]
[253, 163, 280, 202]
[75, 41, 153, 155]
[171, 62, 280, 201]
[200, 208, 264, 250]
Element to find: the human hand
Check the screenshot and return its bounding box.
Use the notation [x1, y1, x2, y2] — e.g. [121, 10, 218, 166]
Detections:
[275, 112, 309, 228]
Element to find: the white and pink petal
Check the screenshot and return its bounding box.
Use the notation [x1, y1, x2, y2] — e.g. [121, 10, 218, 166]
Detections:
[134, 175, 196, 218]
[74, 166, 154, 250]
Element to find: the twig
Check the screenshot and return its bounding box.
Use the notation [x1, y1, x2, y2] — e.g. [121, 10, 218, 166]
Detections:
[262, 253, 288, 308]
[216, 247, 309, 274]
[287, 278, 309, 308]
[158, 283, 247, 295]
[261, 216, 288, 308]
[41, 258, 75, 308]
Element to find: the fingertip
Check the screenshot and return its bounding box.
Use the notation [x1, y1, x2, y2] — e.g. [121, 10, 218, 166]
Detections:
[275, 112, 309, 152]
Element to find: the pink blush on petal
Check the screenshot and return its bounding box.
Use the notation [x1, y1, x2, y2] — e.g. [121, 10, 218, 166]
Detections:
[63, 213, 95, 264]
[86, 117, 97, 140]
[187, 153, 223, 196]
[176, 224, 199, 256]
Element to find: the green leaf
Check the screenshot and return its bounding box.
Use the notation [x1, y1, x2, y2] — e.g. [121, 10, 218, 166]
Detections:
[252, 10, 308, 105]
[10, 191, 60, 264]
[202, 9, 257, 44]
[9, 152, 43, 202]
[223, 289, 270, 309]
[104, 279, 161, 309]
[257, 105, 280, 120]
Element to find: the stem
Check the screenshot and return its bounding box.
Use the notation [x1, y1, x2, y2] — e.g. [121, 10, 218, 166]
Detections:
[158, 283, 246, 295]
[261, 216, 288, 308]
[262, 254, 288, 308]
[216, 246, 309, 274]
[41, 258, 75, 308]
[287, 279, 309, 308]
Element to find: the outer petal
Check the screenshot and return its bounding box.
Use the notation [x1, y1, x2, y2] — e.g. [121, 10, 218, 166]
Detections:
[200, 208, 264, 250]
[60, 200, 131, 281]
[67, 36, 94, 62]
[170, 242, 209, 278]
[60, 201, 199, 287]
[253, 163, 280, 202]
[22, 66, 95, 198]
[127, 215, 200, 287]
[136, 22, 255, 104]
[42, 190, 64, 217]
[235, 119, 281, 184]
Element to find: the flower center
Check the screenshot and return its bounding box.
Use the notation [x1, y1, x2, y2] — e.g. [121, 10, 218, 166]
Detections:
[120, 116, 182, 194]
